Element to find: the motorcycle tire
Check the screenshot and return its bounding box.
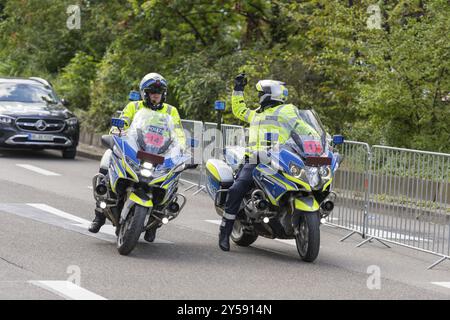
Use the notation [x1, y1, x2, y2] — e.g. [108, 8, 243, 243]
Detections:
[294, 212, 320, 262]
[117, 205, 147, 255]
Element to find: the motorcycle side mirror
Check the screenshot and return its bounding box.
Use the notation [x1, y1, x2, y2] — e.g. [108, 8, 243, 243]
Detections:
[129, 90, 141, 101]
[111, 118, 125, 129]
[332, 135, 344, 145]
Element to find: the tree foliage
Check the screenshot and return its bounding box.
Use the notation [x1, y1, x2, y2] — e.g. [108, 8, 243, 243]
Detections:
[0, 0, 448, 152]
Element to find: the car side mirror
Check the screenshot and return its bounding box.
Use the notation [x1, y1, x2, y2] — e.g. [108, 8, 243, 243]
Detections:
[61, 99, 70, 107]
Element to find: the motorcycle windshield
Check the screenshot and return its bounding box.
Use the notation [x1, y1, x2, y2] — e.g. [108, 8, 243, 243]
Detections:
[284, 109, 329, 157]
[127, 108, 183, 160]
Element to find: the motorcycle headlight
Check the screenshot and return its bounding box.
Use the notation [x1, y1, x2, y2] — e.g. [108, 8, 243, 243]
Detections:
[289, 164, 303, 179]
[142, 162, 153, 170]
[305, 167, 320, 188]
[0, 115, 14, 125]
[65, 117, 78, 126]
[319, 166, 331, 179]
[141, 169, 153, 178]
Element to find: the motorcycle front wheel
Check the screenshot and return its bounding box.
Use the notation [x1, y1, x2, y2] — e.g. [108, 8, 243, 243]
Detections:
[117, 205, 148, 255]
[294, 212, 320, 262]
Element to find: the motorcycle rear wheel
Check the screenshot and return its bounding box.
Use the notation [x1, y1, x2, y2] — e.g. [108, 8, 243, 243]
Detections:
[117, 205, 147, 255]
[294, 212, 320, 262]
[231, 220, 258, 247]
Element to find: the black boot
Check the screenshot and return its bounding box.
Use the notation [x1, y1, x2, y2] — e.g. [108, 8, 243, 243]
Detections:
[88, 209, 106, 233]
[144, 227, 157, 242]
[218, 218, 234, 251]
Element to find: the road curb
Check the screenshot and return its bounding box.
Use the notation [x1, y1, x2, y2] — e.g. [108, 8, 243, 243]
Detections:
[76, 143, 105, 161]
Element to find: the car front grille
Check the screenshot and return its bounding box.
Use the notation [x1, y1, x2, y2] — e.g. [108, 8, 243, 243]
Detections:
[15, 118, 66, 133]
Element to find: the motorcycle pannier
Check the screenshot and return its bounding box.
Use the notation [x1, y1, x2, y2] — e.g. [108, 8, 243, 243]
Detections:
[205, 159, 234, 204]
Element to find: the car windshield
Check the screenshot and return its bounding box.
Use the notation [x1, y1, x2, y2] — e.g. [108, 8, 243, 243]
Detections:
[283, 109, 329, 157]
[0, 83, 58, 103]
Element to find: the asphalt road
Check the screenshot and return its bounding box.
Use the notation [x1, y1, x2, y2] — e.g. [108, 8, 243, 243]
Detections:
[1, 148, 450, 300]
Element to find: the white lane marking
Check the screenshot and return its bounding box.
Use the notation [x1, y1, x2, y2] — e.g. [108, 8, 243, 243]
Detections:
[205, 219, 221, 226]
[16, 164, 60, 176]
[26, 203, 172, 244]
[205, 220, 297, 246]
[29, 281, 106, 300]
[274, 239, 296, 246]
[28, 203, 87, 224]
[431, 282, 450, 289]
[87, 186, 93, 190]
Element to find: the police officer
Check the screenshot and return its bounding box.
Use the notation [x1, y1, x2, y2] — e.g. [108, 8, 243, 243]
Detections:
[218, 73, 318, 251]
[88, 73, 186, 242]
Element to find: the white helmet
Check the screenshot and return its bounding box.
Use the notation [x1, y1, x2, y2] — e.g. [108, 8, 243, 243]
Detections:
[255, 80, 288, 106]
[139, 73, 168, 108]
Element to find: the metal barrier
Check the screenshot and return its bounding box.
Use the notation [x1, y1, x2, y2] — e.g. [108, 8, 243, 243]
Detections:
[181, 119, 204, 165]
[180, 120, 204, 192]
[221, 124, 246, 148]
[190, 122, 220, 195]
[203, 122, 222, 159]
[360, 146, 450, 269]
[325, 141, 371, 241]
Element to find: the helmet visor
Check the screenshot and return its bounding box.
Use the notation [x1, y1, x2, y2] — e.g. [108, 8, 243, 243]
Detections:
[144, 84, 166, 94]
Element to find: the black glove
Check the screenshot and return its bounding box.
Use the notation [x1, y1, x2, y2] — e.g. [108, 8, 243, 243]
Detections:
[234, 73, 247, 91]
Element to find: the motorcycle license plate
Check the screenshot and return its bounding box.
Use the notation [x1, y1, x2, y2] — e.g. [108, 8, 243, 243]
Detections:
[303, 140, 323, 154]
[28, 133, 54, 141]
[144, 132, 165, 147]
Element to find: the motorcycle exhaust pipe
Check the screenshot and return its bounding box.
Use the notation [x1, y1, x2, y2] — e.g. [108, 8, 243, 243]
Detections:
[321, 200, 334, 212]
[167, 202, 180, 214]
[256, 199, 269, 211]
[95, 184, 108, 196]
[320, 192, 336, 219]
[92, 173, 109, 198]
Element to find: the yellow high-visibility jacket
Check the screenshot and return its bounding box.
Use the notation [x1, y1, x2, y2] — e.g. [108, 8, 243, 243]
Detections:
[232, 91, 319, 157]
[120, 100, 186, 148]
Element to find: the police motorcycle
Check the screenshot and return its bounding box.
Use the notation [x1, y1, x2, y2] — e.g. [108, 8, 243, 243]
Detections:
[206, 109, 343, 262]
[93, 108, 191, 255]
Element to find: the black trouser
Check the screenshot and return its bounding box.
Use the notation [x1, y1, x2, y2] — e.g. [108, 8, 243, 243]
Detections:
[221, 164, 257, 229]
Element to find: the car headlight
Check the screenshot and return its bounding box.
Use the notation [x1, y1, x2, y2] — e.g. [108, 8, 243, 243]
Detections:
[0, 115, 14, 124]
[65, 117, 78, 126]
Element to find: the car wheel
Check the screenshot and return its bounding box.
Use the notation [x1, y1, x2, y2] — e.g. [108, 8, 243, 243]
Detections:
[62, 147, 77, 159]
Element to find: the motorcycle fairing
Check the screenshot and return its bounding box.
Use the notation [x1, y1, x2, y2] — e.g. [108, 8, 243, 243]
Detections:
[129, 192, 154, 208]
[269, 148, 305, 174]
[294, 196, 319, 212]
[109, 136, 140, 193]
[109, 153, 126, 194]
[253, 164, 297, 205]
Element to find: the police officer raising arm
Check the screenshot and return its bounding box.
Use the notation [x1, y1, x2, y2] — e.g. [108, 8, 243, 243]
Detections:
[218, 73, 318, 251]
